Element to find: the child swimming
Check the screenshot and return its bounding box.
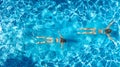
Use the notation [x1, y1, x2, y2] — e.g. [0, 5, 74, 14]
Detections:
[36, 31, 67, 48]
[77, 20, 117, 46]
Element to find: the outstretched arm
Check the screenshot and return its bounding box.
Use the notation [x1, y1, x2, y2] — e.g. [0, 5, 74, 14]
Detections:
[106, 20, 115, 29]
[58, 31, 65, 49]
[58, 31, 63, 38]
[106, 34, 117, 46]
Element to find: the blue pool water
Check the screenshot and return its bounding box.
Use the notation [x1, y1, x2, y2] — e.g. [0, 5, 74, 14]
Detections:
[0, 0, 120, 67]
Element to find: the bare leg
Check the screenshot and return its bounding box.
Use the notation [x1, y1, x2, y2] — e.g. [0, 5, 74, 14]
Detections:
[36, 36, 46, 44]
[46, 37, 53, 43]
[36, 36, 53, 44]
[36, 36, 45, 38]
[36, 41, 46, 44]
[77, 28, 96, 34]
[78, 28, 96, 30]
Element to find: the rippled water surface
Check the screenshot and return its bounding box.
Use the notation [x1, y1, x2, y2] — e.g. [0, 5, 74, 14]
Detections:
[0, 0, 120, 67]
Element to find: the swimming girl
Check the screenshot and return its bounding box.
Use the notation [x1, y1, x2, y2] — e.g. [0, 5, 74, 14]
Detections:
[77, 20, 117, 46]
[36, 31, 67, 48]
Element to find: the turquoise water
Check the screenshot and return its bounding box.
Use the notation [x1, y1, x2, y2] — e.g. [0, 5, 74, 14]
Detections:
[0, 0, 120, 67]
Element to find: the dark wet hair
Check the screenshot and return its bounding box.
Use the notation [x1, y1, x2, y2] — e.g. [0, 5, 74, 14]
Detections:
[60, 38, 66, 43]
[105, 29, 112, 34]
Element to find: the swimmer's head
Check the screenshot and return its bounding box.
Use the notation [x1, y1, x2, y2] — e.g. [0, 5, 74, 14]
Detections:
[60, 38, 66, 44]
[105, 29, 112, 34]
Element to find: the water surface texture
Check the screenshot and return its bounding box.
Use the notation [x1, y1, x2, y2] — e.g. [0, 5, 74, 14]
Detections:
[0, 0, 120, 67]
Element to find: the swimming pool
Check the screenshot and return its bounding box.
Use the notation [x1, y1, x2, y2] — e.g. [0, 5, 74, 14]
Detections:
[0, 0, 120, 67]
